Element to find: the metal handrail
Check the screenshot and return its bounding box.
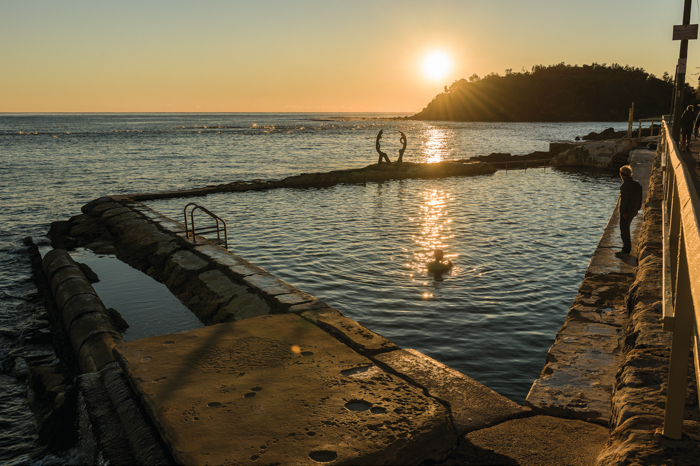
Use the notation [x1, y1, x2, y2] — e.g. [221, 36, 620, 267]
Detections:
[183, 202, 228, 249]
[637, 118, 660, 143]
[659, 119, 700, 439]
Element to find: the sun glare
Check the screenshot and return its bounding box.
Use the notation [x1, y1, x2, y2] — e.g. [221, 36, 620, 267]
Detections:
[422, 51, 452, 82]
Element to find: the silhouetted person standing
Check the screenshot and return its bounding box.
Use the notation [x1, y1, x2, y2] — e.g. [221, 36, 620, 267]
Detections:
[615, 165, 643, 257]
[396, 131, 407, 163]
[376, 130, 391, 164]
[680, 104, 695, 151]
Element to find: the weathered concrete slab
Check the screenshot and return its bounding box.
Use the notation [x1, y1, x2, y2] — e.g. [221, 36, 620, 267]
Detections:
[446, 414, 609, 466]
[154, 218, 187, 234]
[193, 243, 242, 268]
[595, 206, 643, 251]
[193, 269, 271, 323]
[587, 242, 638, 275]
[68, 311, 121, 355]
[194, 243, 268, 278]
[273, 290, 318, 310]
[243, 273, 299, 296]
[115, 314, 456, 465]
[375, 349, 528, 435]
[526, 273, 632, 425]
[163, 250, 209, 284]
[525, 318, 623, 424]
[301, 307, 398, 356]
[289, 300, 330, 312]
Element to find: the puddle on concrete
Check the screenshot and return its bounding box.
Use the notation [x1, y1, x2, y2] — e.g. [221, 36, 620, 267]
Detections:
[345, 400, 372, 411]
[64, 248, 204, 341]
[309, 450, 338, 463]
[340, 365, 373, 377]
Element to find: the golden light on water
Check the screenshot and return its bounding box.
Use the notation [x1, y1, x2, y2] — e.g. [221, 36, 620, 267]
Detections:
[423, 128, 448, 163]
[409, 188, 457, 275]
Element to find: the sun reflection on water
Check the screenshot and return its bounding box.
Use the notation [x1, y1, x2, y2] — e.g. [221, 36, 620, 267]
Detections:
[422, 128, 449, 163]
[409, 188, 457, 279]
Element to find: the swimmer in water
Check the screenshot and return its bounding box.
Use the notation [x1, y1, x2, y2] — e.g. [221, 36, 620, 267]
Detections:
[426, 249, 453, 274]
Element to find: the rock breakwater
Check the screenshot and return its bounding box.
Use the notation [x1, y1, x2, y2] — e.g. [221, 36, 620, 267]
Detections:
[118, 161, 496, 201]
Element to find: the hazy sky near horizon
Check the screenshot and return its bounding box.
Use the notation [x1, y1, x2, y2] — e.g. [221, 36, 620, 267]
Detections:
[1, 0, 695, 113]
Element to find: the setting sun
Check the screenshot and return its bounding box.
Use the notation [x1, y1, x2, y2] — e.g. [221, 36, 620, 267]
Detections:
[422, 50, 453, 82]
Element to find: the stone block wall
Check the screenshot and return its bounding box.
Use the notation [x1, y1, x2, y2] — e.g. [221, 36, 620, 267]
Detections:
[596, 151, 700, 465]
[41, 248, 124, 373]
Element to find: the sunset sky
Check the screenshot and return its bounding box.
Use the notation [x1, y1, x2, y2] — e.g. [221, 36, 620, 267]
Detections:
[0, 0, 694, 113]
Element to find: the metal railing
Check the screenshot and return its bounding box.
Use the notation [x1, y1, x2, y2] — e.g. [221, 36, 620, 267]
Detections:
[637, 118, 660, 144]
[183, 202, 228, 250]
[659, 119, 700, 439]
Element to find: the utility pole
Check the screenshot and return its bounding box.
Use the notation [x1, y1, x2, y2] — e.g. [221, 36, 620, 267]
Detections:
[672, 0, 694, 143]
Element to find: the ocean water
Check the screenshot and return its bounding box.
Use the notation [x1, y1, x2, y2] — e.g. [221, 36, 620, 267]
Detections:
[0, 113, 629, 461]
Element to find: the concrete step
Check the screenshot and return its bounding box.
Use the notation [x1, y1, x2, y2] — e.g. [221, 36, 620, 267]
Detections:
[443, 414, 609, 465]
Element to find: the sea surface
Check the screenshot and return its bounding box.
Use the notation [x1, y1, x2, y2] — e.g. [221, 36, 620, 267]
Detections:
[0, 113, 630, 463]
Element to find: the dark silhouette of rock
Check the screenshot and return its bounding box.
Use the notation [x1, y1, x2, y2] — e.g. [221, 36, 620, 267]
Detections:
[581, 126, 660, 141]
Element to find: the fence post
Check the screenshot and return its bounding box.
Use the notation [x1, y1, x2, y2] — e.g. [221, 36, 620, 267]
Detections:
[628, 102, 634, 146]
[663, 231, 695, 439]
[670, 183, 682, 293]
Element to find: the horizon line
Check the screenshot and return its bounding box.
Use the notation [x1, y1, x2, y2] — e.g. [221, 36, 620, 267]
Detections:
[0, 111, 417, 115]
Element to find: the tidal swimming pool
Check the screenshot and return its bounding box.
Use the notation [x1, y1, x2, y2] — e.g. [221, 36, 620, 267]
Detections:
[146, 167, 620, 403]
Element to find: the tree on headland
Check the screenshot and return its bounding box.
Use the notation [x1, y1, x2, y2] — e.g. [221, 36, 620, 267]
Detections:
[409, 63, 693, 122]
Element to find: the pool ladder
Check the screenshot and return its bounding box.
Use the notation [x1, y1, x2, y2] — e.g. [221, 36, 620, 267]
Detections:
[183, 203, 228, 250]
